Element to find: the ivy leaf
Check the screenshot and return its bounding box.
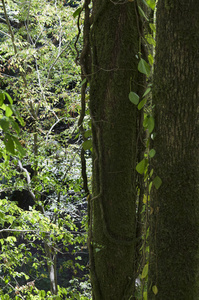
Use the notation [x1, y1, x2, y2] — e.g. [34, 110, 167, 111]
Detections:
[141, 263, 148, 279]
[152, 285, 158, 295]
[149, 23, 156, 32]
[82, 140, 92, 150]
[146, 0, 156, 10]
[73, 7, 82, 18]
[149, 149, 156, 158]
[138, 59, 151, 76]
[153, 176, 162, 189]
[129, 92, 139, 105]
[136, 159, 148, 174]
[143, 87, 151, 97]
[147, 116, 155, 133]
[138, 98, 147, 110]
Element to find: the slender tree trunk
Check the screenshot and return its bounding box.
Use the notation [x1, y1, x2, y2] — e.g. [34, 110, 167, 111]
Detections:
[89, 1, 140, 299]
[148, 1, 199, 299]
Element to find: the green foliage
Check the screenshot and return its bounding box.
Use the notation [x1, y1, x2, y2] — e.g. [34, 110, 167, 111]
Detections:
[0, 0, 91, 298]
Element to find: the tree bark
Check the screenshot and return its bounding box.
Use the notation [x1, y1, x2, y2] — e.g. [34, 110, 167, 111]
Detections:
[89, 1, 140, 299]
[148, 1, 199, 299]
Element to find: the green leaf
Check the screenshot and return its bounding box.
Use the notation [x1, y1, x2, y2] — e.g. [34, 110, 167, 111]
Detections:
[4, 92, 13, 104]
[149, 23, 156, 32]
[129, 92, 139, 105]
[153, 176, 162, 189]
[138, 59, 151, 76]
[84, 129, 92, 138]
[146, 0, 156, 10]
[0, 92, 5, 106]
[4, 135, 15, 154]
[148, 53, 154, 66]
[136, 159, 148, 174]
[143, 87, 151, 97]
[73, 7, 82, 18]
[149, 149, 156, 158]
[0, 117, 9, 132]
[146, 34, 156, 47]
[138, 6, 149, 21]
[5, 106, 13, 117]
[138, 98, 147, 110]
[147, 116, 155, 133]
[143, 291, 148, 300]
[141, 263, 148, 279]
[9, 118, 20, 134]
[152, 285, 158, 295]
[82, 139, 92, 150]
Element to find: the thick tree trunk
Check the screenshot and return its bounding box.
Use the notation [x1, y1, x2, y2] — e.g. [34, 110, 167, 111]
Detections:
[89, 1, 140, 299]
[148, 1, 199, 299]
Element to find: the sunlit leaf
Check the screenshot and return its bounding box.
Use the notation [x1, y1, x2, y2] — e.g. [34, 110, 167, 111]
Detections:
[141, 263, 148, 279]
[5, 106, 13, 117]
[138, 98, 147, 110]
[152, 285, 158, 295]
[136, 159, 148, 174]
[146, 0, 156, 10]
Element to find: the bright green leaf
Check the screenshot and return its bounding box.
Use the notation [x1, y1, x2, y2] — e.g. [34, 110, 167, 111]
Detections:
[152, 285, 158, 295]
[5, 106, 13, 117]
[136, 159, 148, 174]
[149, 149, 156, 158]
[138, 59, 151, 76]
[129, 92, 139, 105]
[146, 0, 156, 10]
[147, 116, 155, 133]
[143, 291, 148, 300]
[141, 263, 148, 279]
[153, 176, 162, 189]
[138, 98, 147, 110]
[4, 92, 13, 104]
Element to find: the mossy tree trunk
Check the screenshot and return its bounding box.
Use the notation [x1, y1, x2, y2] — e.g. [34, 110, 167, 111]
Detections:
[148, 1, 199, 299]
[88, 1, 141, 299]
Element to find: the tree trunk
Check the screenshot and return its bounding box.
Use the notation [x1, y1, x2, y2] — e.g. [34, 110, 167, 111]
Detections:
[89, 1, 140, 299]
[148, 1, 199, 299]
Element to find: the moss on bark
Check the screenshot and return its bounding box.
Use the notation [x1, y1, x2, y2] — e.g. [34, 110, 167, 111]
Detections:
[148, 1, 199, 299]
[89, 1, 140, 299]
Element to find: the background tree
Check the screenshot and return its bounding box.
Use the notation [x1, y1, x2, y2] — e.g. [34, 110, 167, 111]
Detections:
[148, 1, 199, 298]
[87, 1, 142, 299]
